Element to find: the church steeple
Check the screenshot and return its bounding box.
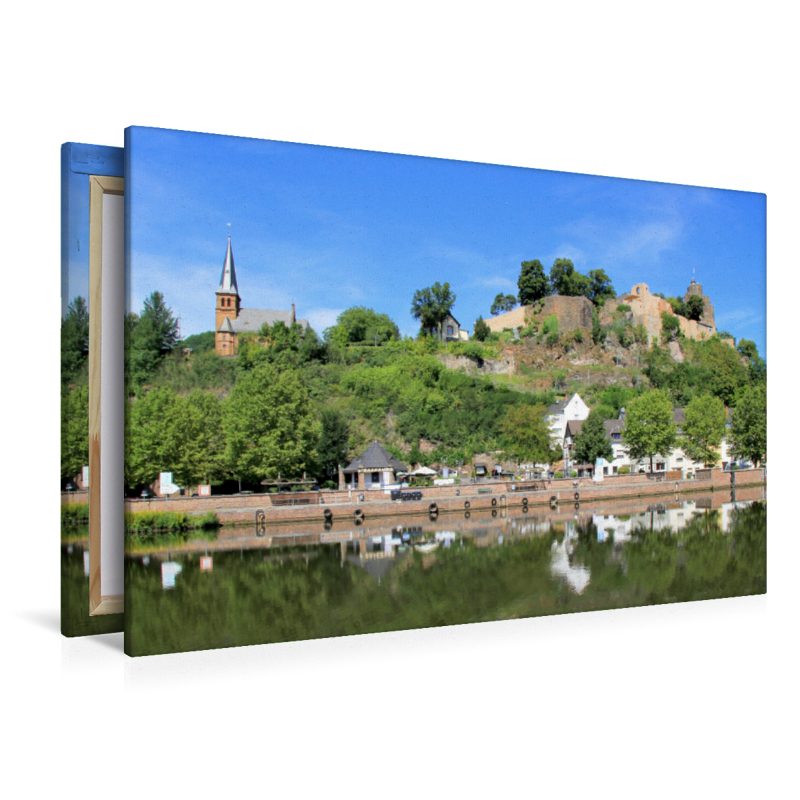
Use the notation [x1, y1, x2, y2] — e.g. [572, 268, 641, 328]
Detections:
[215, 235, 241, 355]
[217, 234, 239, 296]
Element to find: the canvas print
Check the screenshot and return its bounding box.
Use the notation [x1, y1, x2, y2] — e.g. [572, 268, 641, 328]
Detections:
[61, 142, 124, 635]
[123, 126, 766, 657]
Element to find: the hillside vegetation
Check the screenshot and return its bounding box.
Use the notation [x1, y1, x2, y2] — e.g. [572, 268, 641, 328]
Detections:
[60, 285, 766, 489]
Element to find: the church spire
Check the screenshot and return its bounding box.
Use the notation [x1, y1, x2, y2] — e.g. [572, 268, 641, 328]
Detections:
[217, 234, 239, 296]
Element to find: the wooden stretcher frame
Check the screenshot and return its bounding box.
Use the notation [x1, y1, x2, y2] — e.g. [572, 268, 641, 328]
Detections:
[88, 174, 125, 615]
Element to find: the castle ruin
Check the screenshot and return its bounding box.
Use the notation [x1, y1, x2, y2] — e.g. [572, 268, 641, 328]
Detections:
[485, 279, 725, 347]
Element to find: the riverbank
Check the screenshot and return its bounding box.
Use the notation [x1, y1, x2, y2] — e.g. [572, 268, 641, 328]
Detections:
[110, 483, 766, 556]
[138, 468, 766, 528]
[61, 467, 766, 528]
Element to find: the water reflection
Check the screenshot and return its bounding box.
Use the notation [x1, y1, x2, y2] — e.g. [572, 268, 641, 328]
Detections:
[113, 493, 767, 656]
[161, 561, 183, 590]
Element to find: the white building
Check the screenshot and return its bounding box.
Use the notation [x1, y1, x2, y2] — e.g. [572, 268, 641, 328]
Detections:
[545, 393, 591, 446]
[562, 405, 725, 477]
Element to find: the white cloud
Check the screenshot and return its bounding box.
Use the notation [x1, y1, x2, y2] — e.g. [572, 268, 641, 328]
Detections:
[475, 275, 517, 290]
[612, 221, 682, 262]
[716, 308, 765, 331]
[305, 307, 344, 334]
[544, 244, 588, 266]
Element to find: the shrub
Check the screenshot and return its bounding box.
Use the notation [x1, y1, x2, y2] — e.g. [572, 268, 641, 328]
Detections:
[617, 466, 630, 474]
[61, 503, 90, 525]
[124, 510, 219, 534]
[616, 304, 631, 314]
[546, 331, 560, 347]
[448, 340, 487, 363]
[473, 316, 490, 342]
[519, 321, 539, 339]
[660, 311, 681, 343]
[592, 308, 607, 345]
[554, 471, 564, 479]
[572, 328, 584, 343]
[569, 470, 578, 478]
[542, 314, 559, 336]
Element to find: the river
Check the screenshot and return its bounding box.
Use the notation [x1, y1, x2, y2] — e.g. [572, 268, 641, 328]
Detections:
[62, 490, 766, 656]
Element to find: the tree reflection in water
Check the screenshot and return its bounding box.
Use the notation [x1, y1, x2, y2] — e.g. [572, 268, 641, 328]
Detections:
[108, 501, 767, 656]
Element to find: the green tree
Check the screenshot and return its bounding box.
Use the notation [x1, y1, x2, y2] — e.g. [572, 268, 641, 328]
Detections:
[323, 307, 400, 346]
[681, 394, 728, 467]
[171, 391, 228, 485]
[125, 387, 184, 489]
[316, 408, 350, 481]
[224, 363, 320, 483]
[498, 405, 557, 465]
[61, 296, 90, 382]
[737, 339, 759, 361]
[586, 269, 616, 306]
[473, 316, 490, 341]
[667, 297, 687, 317]
[127, 292, 180, 385]
[411, 282, 456, 338]
[550, 258, 589, 297]
[179, 330, 216, 355]
[61, 385, 89, 480]
[623, 389, 677, 472]
[490, 293, 518, 316]
[736, 339, 766, 386]
[730, 385, 766, 466]
[685, 295, 705, 321]
[693, 337, 750, 406]
[517, 259, 550, 305]
[572, 408, 613, 465]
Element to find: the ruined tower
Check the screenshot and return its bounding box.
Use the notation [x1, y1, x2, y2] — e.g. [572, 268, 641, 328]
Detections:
[682, 279, 716, 330]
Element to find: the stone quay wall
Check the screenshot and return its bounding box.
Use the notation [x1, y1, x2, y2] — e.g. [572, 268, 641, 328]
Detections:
[128, 483, 766, 556]
[56, 468, 765, 527]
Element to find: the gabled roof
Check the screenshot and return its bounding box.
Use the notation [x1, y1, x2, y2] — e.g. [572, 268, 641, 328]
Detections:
[217, 308, 309, 333]
[546, 393, 581, 416]
[605, 418, 625, 437]
[343, 439, 408, 473]
[565, 416, 625, 441]
[217, 235, 239, 296]
[565, 420, 584, 438]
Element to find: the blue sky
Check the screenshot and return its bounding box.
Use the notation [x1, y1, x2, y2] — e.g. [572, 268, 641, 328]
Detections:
[127, 126, 766, 359]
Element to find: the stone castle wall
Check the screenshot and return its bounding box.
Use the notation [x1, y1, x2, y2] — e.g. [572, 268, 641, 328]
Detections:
[610, 282, 718, 345]
[484, 305, 527, 333]
[484, 280, 726, 348]
[485, 295, 593, 335]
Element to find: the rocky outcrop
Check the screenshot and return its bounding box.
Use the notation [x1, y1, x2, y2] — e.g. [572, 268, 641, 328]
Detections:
[437, 353, 515, 375]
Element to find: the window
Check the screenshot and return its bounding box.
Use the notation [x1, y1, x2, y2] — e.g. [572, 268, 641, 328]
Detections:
[371, 472, 380, 483]
[447, 325, 454, 336]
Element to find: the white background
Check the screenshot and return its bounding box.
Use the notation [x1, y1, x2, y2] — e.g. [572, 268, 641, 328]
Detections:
[2, 2, 797, 798]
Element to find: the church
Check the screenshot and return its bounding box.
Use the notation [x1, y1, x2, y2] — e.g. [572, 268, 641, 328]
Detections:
[214, 235, 309, 356]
